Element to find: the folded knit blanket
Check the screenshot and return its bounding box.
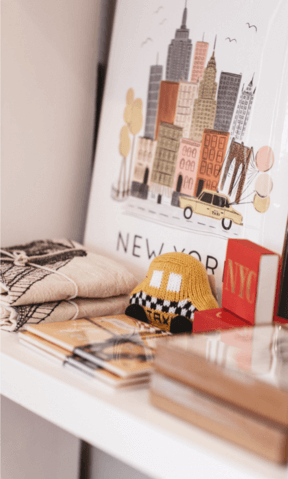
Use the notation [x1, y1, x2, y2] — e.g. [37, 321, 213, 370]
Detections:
[0, 295, 130, 332]
[0, 239, 137, 307]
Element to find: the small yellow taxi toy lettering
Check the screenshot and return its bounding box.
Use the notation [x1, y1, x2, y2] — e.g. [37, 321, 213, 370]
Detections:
[125, 252, 218, 334]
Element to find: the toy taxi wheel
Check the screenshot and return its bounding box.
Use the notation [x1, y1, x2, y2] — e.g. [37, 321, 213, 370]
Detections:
[170, 315, 193, 334]
[222, 218, 232, 230]
[184, 206, 193, 219]
[125, 304, 149, 324]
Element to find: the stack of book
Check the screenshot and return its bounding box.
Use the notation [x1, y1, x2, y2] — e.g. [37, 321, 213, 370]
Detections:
[151, 324, 288, 463]
[193, 239, 280, 333]
[19, 314, 169, 389]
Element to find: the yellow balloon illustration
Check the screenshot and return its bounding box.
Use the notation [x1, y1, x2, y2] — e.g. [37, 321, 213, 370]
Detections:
[253, 193, 270, 213]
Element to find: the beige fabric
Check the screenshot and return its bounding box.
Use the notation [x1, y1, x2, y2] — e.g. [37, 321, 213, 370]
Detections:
[0, 295, 130, 332]
[0, 239, 137, 307]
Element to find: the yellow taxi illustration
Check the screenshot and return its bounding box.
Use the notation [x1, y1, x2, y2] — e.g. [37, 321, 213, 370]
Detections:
[179, 189, 243, 230]
[125, 252, 218, 334]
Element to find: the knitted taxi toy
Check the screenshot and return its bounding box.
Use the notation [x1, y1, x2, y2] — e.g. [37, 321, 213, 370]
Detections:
[125, 252, 218, 334]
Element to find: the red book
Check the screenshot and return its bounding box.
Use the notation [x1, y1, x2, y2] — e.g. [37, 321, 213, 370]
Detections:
[193, 308, 251, 333]
[222, 239, 279, 325]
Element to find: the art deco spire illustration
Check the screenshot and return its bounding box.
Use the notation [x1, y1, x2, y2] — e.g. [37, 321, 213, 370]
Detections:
[231, 75, 256, 141]
[165, 3, 192, 82]
[189, 38, 218, 142]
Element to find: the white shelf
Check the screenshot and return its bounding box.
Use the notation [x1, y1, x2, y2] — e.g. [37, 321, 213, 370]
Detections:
[1, 330, 287, 479]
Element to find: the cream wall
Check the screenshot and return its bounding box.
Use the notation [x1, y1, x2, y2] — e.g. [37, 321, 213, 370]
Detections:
[1, 0, 100, 246]
[1, 0, 152, 477]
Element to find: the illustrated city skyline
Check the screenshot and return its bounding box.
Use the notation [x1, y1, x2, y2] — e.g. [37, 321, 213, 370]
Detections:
[112, 3, 270, 223]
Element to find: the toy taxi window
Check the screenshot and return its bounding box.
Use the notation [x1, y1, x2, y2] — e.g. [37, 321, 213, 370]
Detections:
[167, 273, 182, 293]
[149, 270, 163, 288]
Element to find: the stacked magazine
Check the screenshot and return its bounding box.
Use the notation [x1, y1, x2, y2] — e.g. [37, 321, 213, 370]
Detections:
[151, 324, 288, 463]
[19, 314, 169, 388]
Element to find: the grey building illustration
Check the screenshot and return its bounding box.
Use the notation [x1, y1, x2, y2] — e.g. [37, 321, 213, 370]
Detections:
[231, 76, 256, 141]
[214, 72, 242, 132]
[166, 4, 192, 82]
[144, 63, 163, 140]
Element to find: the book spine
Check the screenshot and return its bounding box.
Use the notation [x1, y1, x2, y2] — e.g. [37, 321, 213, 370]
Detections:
[154, 345, 288, 426]
[150, 377, 288, 464]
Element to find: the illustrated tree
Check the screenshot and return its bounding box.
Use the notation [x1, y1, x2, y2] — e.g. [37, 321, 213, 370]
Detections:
[117, 125, 131, 198]
[123, 89, 143, 195]
[114, 88, 143, 199]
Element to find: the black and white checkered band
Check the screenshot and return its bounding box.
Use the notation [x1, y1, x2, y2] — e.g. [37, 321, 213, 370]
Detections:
[129, 291, 198, 320]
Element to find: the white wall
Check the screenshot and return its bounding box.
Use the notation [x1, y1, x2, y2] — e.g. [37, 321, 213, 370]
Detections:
[1, 0, 100, 476]
[1, 0, 152, 478]
[1, 0, 100, 246]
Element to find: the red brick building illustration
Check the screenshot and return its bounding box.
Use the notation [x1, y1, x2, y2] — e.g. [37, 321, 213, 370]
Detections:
[155, 81, 179, 140]
[194, 129, 229, 197]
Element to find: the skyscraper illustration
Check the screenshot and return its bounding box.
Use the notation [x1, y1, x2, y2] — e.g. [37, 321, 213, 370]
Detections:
[231, 76, 256, 141]
[166, 3, 192, 82]
[214, 72, 242, 132]
[150, 122, 183, 203]
[189, 39, 218, 142]
[144, 63, 163, 140]
[190, 39, 209, 83]
[155, 81, 180, 140]
[174, 80, 199, 138]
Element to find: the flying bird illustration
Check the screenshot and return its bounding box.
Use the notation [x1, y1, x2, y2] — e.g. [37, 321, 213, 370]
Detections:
[246, 22, 257, 32]
[154, 6, 163, 14]
[141, 37, 153, 47]
[159, 18, 167, 25]
[225, 37, 237, 43]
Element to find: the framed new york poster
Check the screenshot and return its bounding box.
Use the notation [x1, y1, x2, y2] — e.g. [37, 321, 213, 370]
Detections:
[84, 0, 288, 303]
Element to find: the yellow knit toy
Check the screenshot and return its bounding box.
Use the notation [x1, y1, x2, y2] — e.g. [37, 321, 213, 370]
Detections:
[125, 252, 218, 333]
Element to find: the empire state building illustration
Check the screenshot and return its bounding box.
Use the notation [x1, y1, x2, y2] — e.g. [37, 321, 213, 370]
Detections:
[166, 2, 192, 82]
[189, 37, 218, 142]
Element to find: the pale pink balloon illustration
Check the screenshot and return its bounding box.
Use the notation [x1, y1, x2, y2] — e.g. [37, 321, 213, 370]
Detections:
[255, 146, 274, 172]
[255, 173, 273, 198]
